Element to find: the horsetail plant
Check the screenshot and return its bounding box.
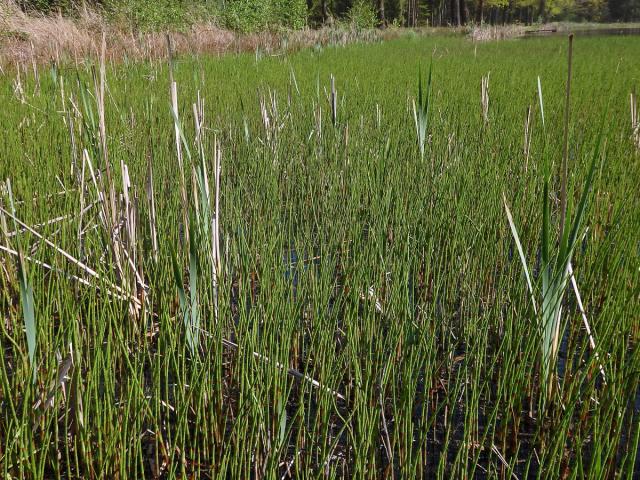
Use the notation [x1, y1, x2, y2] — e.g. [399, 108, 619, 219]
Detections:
[1, 34, 637, 478]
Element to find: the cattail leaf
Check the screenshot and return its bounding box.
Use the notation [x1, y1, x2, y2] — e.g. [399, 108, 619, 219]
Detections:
[503, 194, 537, 315]
[18, 256, 36, 383]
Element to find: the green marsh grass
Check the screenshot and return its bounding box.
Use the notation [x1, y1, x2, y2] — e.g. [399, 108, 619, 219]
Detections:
[0, 34, 639, 478]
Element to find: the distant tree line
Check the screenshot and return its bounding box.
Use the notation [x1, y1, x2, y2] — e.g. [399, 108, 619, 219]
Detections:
[13, 0, 640, 30]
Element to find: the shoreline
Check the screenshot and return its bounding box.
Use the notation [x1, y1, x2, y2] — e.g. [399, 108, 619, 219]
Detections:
[2, 5, 640, 70]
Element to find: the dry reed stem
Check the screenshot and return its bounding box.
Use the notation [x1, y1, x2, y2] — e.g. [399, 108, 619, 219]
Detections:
[0, 242, 136, 303]
[481, 72, 490, 124]
[0, 204, 142, 307]
[568, 262, 607, 384]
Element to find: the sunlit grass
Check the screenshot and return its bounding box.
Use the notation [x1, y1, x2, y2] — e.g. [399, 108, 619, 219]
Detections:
[0, 34, 639, 478]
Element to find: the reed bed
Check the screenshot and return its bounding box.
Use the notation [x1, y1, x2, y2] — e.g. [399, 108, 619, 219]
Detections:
[0, 34, 639, 478]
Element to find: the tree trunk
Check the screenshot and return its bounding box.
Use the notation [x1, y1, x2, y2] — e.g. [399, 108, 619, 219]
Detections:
[407, 0, 416, 27]
[379, 0, 386, 26]
[538, 0, 546, 22]
[321, 0, 328, 23]
[477, 0, 484, 24]
[462, 0, 469, 24]
[455, 0, 461, 26]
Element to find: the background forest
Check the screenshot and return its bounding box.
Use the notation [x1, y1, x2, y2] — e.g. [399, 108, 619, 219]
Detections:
[8, 0, 640, 32]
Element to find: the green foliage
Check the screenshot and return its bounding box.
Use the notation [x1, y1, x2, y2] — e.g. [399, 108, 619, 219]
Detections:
[505, 149, 600, 402]
[578, 0, 609, 20]
[223, 0, 307, 31]
[223, 0, 273, 31]
[486, 0, 510, 8]
[608, 0, 640, 21]
[347, 0, 378, 28]
[105, 0, 194, 31]
[11, 0, 640, 29]
[273, 0, 308, 29]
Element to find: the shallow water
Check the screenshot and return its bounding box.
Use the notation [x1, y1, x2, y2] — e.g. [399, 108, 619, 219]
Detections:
[523, 27, 640, 38]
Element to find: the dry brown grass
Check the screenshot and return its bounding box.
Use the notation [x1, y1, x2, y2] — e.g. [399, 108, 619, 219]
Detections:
[1, 1, 103, 65]
[0, 1, 399, 69]
[468, 24, 527, 42]
[0, 0, 237, 67]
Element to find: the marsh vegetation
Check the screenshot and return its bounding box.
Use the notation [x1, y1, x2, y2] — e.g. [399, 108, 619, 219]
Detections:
[0, 34, 639, 478]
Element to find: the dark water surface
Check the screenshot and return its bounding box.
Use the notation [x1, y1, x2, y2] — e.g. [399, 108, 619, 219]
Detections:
[523, 27, 640, 38]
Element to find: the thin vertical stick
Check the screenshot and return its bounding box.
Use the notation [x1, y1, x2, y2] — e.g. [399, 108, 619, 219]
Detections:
[559, 34, 573, 237]
[166, 34, 175, 85]
[213, 138, 221, 324]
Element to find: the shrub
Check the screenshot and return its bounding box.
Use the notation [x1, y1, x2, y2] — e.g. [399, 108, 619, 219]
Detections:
[222, 0, 271, 32]
[105, 0, 194, 31]
[223, 0, 307, 32]
[272, 0, 307, 29]
[347, 0, 377, 29]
